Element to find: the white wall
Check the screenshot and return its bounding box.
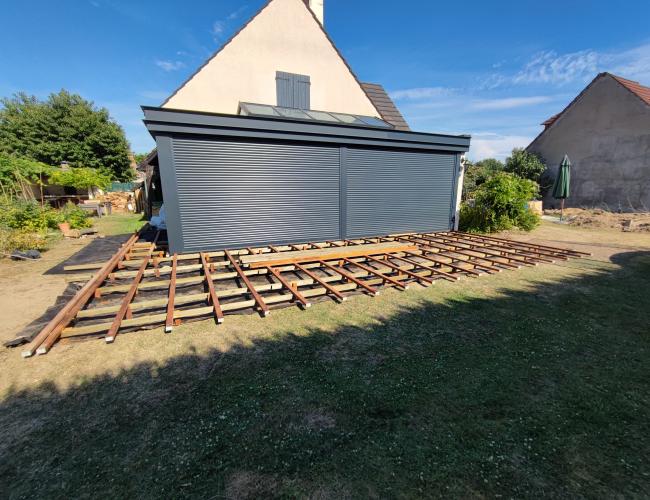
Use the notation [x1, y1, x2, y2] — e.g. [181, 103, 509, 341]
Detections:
[163, 0, 379, 117]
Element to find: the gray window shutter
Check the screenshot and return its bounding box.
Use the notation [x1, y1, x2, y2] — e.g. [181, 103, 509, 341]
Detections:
[276, 71, 310, 109]
[276, 71, 292, 107]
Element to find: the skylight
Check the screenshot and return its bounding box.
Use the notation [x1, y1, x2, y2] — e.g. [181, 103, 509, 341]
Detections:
[239, 102, 394, 129]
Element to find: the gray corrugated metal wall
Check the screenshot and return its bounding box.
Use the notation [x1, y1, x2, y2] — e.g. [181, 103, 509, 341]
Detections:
[345, 148, 456, 238]
[172, 138, 340, 251]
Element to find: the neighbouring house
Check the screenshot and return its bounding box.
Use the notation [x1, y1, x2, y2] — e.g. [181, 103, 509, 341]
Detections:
[143, 0, 470, 253]
[527, 72, 650, 211]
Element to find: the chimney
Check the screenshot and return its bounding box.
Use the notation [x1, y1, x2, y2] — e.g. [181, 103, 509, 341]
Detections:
[304, 0, 324, 26]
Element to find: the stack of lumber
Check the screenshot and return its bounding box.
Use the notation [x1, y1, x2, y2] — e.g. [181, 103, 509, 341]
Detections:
[101, 192, 134, 212]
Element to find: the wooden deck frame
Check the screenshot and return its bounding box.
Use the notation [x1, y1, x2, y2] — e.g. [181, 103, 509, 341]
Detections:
[266, 266, 311, 308]
[201, 253, 225, 324]
[22, 230, 142, 357]
[397, 235, 521, 270]
[343, 258, 409, 290]
[224, 250, 270, 317]
[165, 254, 178, 333]
[433, 233, 556, 264]
[105, 250, 153, 344]
[20, 231, 587, 356]
[392, 235, 507, 272]
[294, 263, 347, 302]
[446, 232, 590, 258]
[365, 255, 434, 286]
[418, 234, 541, 266]
[319, 260, 379, 296]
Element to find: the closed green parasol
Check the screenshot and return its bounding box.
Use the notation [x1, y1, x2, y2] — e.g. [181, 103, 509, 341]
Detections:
[552, 154, 571, 220]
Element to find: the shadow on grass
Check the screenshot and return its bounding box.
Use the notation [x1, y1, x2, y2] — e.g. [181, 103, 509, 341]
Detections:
[2, 252, 649, 498]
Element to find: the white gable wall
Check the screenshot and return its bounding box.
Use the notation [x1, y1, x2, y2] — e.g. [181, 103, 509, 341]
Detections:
[163, 0, 379, 117]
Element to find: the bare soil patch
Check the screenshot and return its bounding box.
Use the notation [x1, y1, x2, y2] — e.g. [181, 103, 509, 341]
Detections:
[545, 208, 650, 232]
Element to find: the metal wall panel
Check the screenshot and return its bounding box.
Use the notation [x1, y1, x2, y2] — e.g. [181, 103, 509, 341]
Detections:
[345, 148, 456, 238]
[171, 137, 340, 251]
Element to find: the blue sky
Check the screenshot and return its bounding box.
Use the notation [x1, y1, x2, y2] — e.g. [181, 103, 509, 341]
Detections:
[2, 0, 649, 160]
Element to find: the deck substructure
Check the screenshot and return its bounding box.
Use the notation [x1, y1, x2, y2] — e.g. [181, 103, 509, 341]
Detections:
[20, 231, 589, 356]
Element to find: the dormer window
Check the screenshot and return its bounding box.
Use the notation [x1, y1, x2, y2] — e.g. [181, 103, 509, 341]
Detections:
[276, 71, 310, 109]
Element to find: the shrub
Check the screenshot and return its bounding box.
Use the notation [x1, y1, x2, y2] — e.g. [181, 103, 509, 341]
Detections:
[60, 201, 93, 229]
[504, 148, 546, 184]
[463, 158, 504, 200]
[4, 229, 49, 252]
[459, 172, 540, 233]
[0, 198, 61, 231]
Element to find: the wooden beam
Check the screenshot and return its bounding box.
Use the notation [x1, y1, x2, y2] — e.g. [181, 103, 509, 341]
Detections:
[165, 254, 178, 333]
[453, 231, 591, 256]
[319, 260, 379, 296]
[365, 255, 434, 286]
[201, 253, 224, 324]
[398, 235, 520, 270]
[404, 250, 484, 276]
[224, 250, 270, 317]
[422, 234, 541, 265]
[105, 252, 152, 343]
[241, 242, 418, 268]
[294, 263, 346, 302]
[389, 254, 459, 282]
[24, 231, 142, 357]
[435, 233, 554, 263]
[343, 258, 408, 290]
[266, 266, 311, 308]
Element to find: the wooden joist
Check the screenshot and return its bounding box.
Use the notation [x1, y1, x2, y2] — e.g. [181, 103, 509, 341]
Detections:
[319, 260, 379, 296]
[22, 230, 142, 357]
[165, 254, 178, 333]
[448, 232, 591, 257]
[266, 266, 311, 308]
[365, 255, 434, 286]
[201, 253, 224, 324]
[105, 251, 152, 343]
[240, 242, 418, 268]
[294, 263, 346, 302]
[224, 250, 270, 316]
[343, 258, 409, 290]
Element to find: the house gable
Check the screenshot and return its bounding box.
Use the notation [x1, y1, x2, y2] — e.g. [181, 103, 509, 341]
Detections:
[527, 73, 650, 210]
[162, 0, 380, 117]
[528, 73, 650, 150]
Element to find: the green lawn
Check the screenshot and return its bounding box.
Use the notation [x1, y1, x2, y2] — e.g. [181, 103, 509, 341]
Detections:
[92, 212, 146, 235]
[1, 227, 649, 498]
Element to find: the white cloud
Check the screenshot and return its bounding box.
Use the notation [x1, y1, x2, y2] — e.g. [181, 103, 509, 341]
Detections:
[471, 95, 555, 110]
[606, 43, 650, 83]
[227, 5, 248, 20]
[389, 87, 453, 100]
[486, 42, 650, 88]
[211, 20, 226, 41]
[155, 60, 185, 72]
[212, 7, 248, 42]
[468, 133, 533, 161]
[512, 49, 599, 85]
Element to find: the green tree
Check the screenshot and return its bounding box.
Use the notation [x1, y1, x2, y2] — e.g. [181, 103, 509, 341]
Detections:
[49, 167, 112, 191]
[0, 152, 53, 199]
[133, 152, 149, 165]
[0, 90, 133, 181]
[504, 148, 546, 183]
[459, 172, 540, 233]
[463, 157, 504, 200]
